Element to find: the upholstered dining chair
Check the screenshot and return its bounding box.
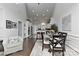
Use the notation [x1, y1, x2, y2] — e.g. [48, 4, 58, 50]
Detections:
[50, 32, 67, 56]
[41, 30, 54, 51]
[42, 34, 50, 51]
[58, 32, 67, 51]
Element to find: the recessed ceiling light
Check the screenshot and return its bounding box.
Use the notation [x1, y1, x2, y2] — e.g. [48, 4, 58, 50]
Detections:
[41, 22, 45, 25]
[46, 9, 48, 12]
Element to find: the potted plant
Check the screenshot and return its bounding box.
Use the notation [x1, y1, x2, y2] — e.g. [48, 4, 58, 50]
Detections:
[51, 24, 58, 33]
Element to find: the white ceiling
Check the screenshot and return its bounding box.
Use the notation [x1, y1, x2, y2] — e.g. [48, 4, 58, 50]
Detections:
[25, 3, 55, 25]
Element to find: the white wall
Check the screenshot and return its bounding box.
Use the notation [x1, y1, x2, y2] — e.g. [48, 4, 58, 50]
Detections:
[71, 4, 79, 35]
[0, 3, 27, 40]
[53, 3, 79, 35]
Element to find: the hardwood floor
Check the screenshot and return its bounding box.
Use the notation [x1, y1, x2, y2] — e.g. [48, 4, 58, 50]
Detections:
[8, 36, 36, 56]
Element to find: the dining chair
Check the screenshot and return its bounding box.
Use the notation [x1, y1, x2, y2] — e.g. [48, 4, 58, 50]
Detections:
[41, 30, 54, 51]
[50, 32, 67, 56]
[58, 32, 67, 51]
[41, 32, 49, 51]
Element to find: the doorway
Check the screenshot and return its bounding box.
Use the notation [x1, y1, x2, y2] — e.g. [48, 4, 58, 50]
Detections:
[18, 21, 22, 37]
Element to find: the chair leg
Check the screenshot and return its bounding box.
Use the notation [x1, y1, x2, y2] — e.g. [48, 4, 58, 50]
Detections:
[42, 44, 44, 51]
[48, 45, 52, 53]
[52, 48, 54, 56]
[52, 51, 54, 56]
[62, 51, 64, 56]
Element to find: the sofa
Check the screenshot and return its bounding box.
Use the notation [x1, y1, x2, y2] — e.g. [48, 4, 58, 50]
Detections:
[2, 36, 23, 55]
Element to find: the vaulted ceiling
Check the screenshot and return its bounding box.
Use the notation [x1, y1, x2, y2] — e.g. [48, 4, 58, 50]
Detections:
[25, 3, 56, 25]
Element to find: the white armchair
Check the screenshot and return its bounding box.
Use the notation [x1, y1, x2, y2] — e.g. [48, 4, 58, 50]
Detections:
[3, 36, 23, 55]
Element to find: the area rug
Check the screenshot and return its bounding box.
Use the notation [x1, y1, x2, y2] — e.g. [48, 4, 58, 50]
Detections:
[30, 40, 63, 56]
